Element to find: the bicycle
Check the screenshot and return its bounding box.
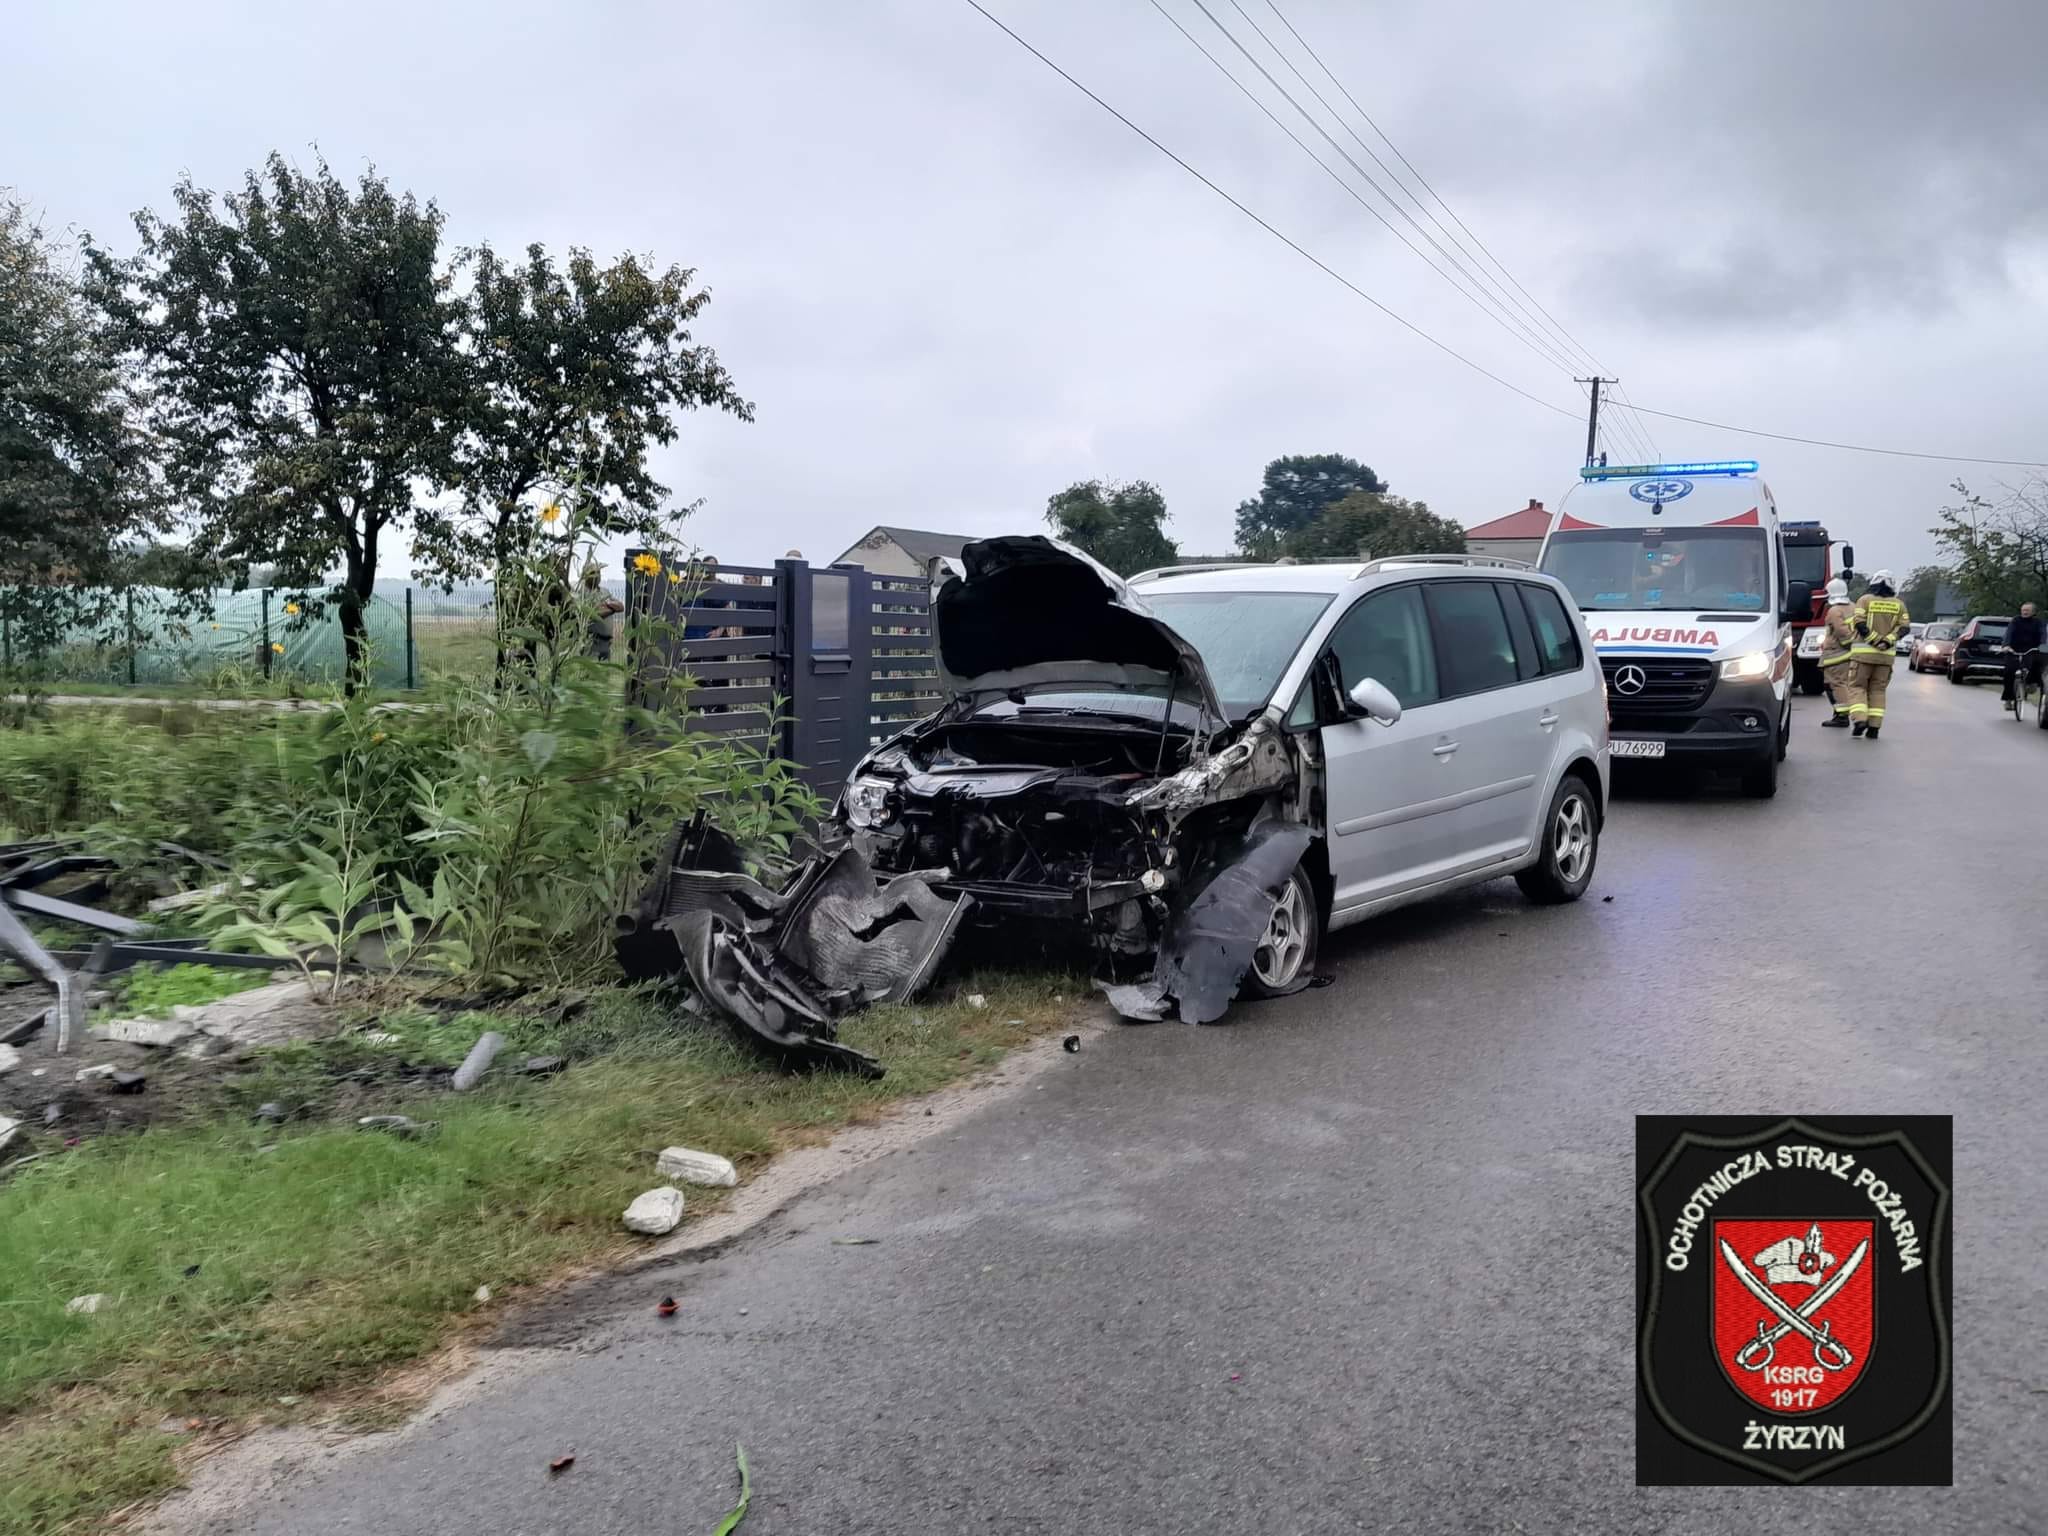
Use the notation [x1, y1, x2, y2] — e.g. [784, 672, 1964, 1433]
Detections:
[2002, 646, 2046, 723]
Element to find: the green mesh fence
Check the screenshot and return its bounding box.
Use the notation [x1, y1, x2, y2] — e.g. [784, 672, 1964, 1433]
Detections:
[2, 589, 414, 689]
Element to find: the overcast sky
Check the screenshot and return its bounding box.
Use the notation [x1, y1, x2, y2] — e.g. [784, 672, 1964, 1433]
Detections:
[11, 0, 2046, 579]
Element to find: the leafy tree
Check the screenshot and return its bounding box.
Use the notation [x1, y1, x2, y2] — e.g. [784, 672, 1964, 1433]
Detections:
[90, 153, 467, 685]
[1283, 491, 1465, 563]
[1931, 478, 2048, 616]
[1, 195, 158, 654]
[1234, 453, 1387, 558]
[418, 242, 753, 586]
[1045, 479, 1178, 576]
[1898, 564, 1948, 620]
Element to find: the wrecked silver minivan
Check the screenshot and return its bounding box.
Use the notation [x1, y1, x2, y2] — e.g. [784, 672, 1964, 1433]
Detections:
[836, 536, 1610, 1026]
[836, 536, 1328, 1024]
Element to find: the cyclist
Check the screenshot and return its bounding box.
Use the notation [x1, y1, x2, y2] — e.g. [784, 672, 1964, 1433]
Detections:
[2000, 601, 2044, 706]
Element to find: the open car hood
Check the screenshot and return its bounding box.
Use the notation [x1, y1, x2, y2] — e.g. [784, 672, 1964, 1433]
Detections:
[933, 536, 1225, 724]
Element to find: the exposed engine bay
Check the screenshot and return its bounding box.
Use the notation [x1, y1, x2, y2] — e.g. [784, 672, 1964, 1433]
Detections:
[834, 534, 1326, 1023]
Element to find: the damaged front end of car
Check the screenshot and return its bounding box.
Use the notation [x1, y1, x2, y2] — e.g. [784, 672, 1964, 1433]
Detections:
[617, 811, 972, 1078]
[837, 535, 1324, 1024]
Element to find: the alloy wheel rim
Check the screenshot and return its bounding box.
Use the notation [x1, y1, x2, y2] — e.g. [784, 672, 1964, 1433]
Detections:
[1554, 795, 1593, 884]
[1253, 878, 1309, 988]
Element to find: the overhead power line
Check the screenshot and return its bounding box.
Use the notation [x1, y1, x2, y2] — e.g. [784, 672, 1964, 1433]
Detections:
[1255, 0, 1608, 378]
[960, 1, 2045, 473]
[1220, 0, 1594, 373]
[1162, 0, 1586, 378]
[961, 0, 1578, 421]
[1251, 0, 1663, 465]
[1608, 403, 2046, 470]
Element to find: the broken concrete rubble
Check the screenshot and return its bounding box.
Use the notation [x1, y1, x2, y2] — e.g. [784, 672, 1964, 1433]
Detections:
[623, 1186, 685, 1234]
[450, 1031, 505, 1092]
[657, 1146, 738, 1187]
[616, 811, 969, 1078]
[92, 1017, 198, 1048]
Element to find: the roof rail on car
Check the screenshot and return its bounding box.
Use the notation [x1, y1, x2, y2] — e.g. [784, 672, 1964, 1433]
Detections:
[1124, 561, 1273, 584]
[1356, 553, 1533, 574]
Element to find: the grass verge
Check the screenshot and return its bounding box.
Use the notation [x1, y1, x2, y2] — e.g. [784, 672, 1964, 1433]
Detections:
[0, 974, 1079, 1536]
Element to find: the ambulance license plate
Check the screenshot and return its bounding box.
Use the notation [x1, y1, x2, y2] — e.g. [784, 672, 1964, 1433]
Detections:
[1610, 738, 1667, 759]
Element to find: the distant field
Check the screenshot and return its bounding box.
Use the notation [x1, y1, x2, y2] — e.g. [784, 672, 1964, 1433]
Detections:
[410, 614, 497, 681]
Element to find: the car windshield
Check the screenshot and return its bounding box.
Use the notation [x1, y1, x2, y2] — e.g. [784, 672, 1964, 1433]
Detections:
[1782, 543, 1827, 588]
[1541, 527, 1772, 612]
[1138, 590, 1334, 718]
[1925, 625, 1959, 641]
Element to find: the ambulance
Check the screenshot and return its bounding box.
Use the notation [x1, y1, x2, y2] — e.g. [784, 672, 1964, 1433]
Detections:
[1535, 461, 1812, 799]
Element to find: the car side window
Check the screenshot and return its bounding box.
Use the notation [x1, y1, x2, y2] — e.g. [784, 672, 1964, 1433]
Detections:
[1285, 680, 1316, 730]
[1326, 585, 1439, 710]
[1499, 581, 1541, 679]
[1519, 584, 1584, 675]
[1422, 581, 1520, 698]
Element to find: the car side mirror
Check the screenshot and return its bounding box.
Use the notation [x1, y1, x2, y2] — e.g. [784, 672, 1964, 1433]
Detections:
[1840, 544, 1855, 574]
[1782, 580, 1813, 622]
[1347, 677, 1403, 726]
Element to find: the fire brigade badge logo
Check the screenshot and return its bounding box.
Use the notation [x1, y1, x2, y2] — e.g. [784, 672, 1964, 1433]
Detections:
[1637, 1116, 1950, 1485]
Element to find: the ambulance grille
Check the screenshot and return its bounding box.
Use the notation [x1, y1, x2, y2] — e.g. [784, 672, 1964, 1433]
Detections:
[1601, 655, 1714, 713]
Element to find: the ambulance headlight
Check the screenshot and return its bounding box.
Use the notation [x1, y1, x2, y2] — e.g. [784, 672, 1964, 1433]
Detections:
[1718, 650, 1774, 681]
[841, 775, 895, 829]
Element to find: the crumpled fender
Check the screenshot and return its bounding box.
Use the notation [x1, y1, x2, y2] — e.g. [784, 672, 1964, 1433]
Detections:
[666, 909, 886, 1078]
[1101, 820, 1313, 1025]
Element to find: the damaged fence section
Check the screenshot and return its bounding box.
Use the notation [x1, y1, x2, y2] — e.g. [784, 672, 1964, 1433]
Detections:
[0, 840, 298, 1054]
[616, 812, 969, 1077]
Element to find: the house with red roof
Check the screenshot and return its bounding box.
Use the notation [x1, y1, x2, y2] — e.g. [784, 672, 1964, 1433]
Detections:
[1462, 499, 1550, 565]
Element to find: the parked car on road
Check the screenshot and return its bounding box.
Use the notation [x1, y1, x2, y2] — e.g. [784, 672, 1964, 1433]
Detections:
[1908, 623, 1960, 673]
[836, 538, 1609, 1023]
[1896, 622, 1922, 656]
[1946, 616, 2011, 685]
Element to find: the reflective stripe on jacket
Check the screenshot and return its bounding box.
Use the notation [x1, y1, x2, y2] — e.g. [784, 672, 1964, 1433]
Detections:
[1820, 602, 1858, 666]
[1851, 594, 1909, 661]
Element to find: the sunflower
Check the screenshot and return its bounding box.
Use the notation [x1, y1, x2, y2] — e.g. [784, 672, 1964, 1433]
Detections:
[270, 642, 285, 655]
[284, 601, 300, 616]
[632, 553, 662, 575]
[540, 504, 562, 525]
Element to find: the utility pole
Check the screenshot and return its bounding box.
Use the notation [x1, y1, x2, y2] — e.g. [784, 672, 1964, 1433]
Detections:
[1576, 376, 1618, 466]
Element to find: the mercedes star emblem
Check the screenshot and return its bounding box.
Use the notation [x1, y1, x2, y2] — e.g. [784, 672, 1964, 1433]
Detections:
[1614, 664, 1649, 695]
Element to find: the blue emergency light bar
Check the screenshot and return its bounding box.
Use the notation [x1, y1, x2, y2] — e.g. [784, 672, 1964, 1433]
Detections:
[1580, 460, 1759, 480]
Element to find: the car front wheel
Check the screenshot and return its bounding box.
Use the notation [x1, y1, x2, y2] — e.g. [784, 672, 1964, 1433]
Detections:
[1242, 864, 1320, 997]
[1517, 776, 1600, 904]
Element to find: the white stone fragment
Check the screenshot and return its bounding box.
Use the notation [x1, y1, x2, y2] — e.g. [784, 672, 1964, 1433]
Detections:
[656, 1147, 738, 1188]
[623, 1186, 686, 1235]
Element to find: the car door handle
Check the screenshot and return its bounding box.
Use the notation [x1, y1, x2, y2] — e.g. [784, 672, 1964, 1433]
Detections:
[1538, 712, 1560, 729]
[1432, 741, 1460, 757]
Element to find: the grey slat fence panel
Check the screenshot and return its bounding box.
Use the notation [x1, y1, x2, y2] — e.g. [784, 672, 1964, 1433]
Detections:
[867, 572, 940, 747]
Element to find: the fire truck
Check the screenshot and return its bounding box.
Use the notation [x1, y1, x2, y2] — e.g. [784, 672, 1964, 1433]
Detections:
[1782, 521, 1853, 695]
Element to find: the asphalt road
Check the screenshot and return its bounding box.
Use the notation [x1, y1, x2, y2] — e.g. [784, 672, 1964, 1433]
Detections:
[207, 670, 2043, 1534]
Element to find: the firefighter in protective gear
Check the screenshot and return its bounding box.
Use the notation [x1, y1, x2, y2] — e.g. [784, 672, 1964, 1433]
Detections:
[1847, 570, 1910, 739]
[1818, 577, 1858, 727]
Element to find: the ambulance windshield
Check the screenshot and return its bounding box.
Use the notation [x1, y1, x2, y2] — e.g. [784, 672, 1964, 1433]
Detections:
[1540, 527, 1771, 613]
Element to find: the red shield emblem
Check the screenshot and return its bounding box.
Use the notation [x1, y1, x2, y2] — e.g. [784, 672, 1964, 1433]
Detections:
[1712, 1219, 1875, 1413]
